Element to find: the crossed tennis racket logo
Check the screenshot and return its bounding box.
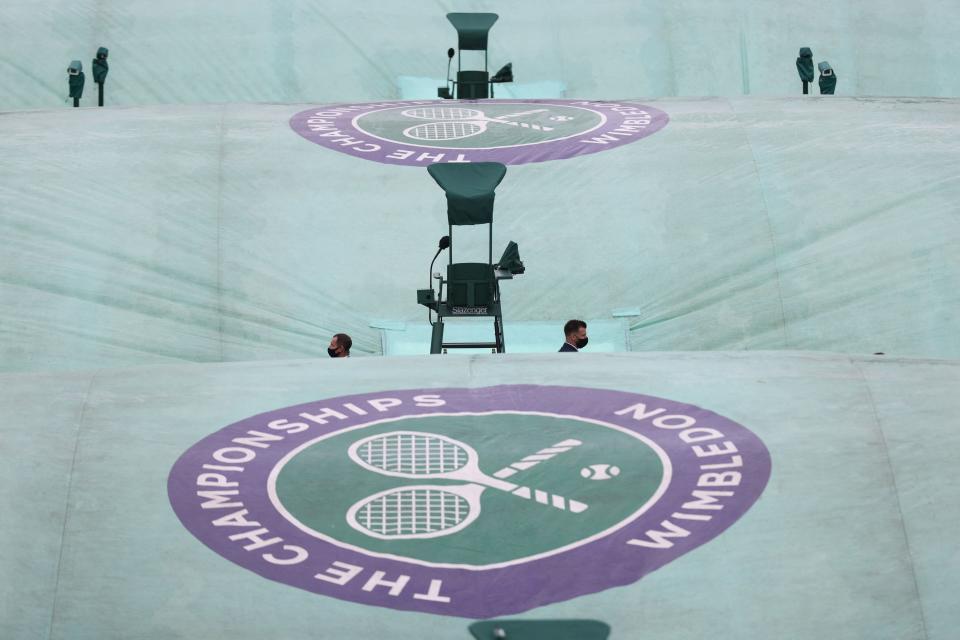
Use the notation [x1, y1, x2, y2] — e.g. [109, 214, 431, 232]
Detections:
[345, 430, 587, 540]
[400, 107, 556, 142]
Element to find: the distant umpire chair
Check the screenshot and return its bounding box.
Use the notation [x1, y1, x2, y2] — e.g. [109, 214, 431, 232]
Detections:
[417, 162, 525, 354]
[438, 13, 513, 99]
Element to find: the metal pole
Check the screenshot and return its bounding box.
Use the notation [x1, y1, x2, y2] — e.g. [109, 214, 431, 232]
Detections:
[488, 224, 492, 266]
[802, 80, 808, 95]
[73, 97, 79, 108]
[485, 49, 489, 99]
[98, 82, 104, 106]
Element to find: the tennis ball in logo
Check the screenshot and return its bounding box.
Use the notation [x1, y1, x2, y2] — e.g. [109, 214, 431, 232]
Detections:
[580, 464, 621, 480]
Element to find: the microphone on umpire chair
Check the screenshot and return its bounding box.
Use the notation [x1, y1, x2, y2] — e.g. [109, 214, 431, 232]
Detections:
[429, 235, 450, 287]
[438, 48, 456, 99]
[418, 235, 451, 322]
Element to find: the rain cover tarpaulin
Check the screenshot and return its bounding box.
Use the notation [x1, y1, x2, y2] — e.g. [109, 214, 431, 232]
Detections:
[2, 98, 958, 371]
[3, 352, 958, 637]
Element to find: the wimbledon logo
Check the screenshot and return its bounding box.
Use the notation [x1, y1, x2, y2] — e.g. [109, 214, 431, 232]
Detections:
[168, 385, 770, 618]
[289, 99, 669, 166]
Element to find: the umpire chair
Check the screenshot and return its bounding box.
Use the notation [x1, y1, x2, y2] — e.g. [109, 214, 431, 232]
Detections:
[417, 162, 525, 354]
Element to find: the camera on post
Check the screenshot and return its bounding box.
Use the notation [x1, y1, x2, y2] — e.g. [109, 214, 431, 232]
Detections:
[92, 46, 109, 106]
[796, 47, 814, 94]
[67, 60, 85, 107]
[92, 47, 109, 83]
[818, 61, 837, 95]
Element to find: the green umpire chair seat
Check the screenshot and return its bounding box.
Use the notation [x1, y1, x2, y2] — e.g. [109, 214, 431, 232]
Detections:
[447, 263, 496, 309]
[457, 70, 490, 99]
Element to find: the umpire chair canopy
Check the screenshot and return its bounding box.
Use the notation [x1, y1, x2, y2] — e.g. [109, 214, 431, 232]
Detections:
[429, 162, 506, 225]
[447, 12, 499, 51]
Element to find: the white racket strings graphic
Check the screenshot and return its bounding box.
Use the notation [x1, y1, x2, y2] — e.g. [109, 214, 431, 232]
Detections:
[346, 483, 483, 540]
[400, 107, 554, 142]
[346, 431, 587, 540]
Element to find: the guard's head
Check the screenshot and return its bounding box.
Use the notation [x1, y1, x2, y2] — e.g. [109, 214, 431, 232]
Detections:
[564, 319, 586, 337]
[328, 333, 353, 358]
[564, 319, 588, 349]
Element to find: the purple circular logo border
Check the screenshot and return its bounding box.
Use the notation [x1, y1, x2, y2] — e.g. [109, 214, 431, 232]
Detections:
[168, 385, 770, 618]
[289, 100, 669, 166]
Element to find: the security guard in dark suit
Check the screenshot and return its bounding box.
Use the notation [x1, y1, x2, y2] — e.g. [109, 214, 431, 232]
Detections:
[559, 319, 588, 352]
